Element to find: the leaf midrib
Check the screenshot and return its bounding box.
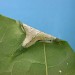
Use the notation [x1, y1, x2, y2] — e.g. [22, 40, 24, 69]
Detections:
[44, 43, 48, 75]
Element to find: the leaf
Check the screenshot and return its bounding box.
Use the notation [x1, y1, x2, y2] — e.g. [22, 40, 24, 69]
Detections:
[0, 15, 75, 75]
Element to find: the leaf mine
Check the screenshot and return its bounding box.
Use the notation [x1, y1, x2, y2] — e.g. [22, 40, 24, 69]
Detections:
[21, 23, 57, 48]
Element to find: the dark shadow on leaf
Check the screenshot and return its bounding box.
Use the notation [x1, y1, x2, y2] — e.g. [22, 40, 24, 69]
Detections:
[11, 46, 28, 61]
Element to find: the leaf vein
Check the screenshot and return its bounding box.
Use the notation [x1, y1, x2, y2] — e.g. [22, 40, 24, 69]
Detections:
[44, 43, 48, 75]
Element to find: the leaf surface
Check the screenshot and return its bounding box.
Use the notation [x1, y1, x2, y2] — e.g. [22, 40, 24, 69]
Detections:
[0, 15, 75, 75]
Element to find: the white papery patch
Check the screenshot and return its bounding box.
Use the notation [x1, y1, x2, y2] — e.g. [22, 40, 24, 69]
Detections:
[59, 70, 62, 73]
[21, 23, 57, 48]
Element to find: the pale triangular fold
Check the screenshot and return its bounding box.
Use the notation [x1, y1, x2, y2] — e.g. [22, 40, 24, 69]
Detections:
[21, 23, 57, 48]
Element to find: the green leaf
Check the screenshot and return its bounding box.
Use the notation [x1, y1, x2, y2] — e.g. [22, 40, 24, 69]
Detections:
[0, 15, 75, 75]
